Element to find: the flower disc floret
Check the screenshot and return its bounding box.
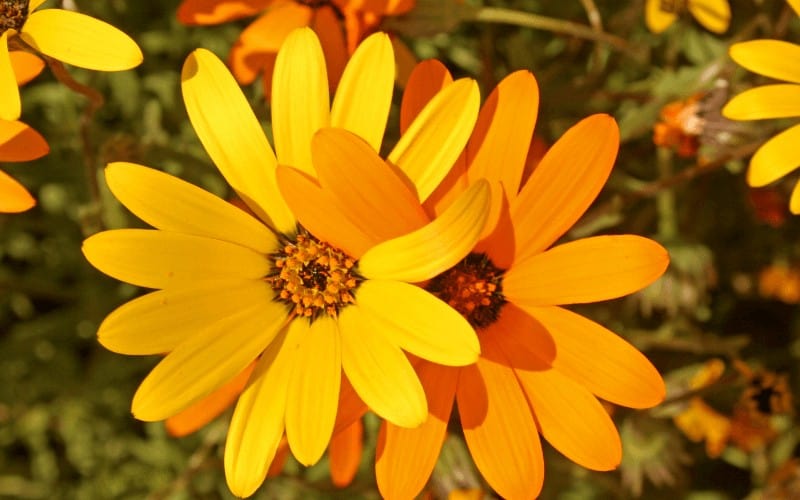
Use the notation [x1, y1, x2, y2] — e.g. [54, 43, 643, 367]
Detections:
[0, 0, 27, 33]
[268, 229, 360, 319]
[427, 252, 506, 329]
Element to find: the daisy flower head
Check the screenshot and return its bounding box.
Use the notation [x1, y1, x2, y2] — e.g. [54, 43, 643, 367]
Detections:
[355, 61, 670, 500]
[722, 0, 800, 213]
[0, 118, 48, 212]
[83, 28, 486, 498]
[177, 0, 413, 94]
[0, 0, 143, 121]
[645, 0, 730, 34]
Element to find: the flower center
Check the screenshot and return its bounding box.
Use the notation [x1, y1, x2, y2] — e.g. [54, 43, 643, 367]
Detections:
[0, 0, 28, 34]
[266, 228, 360, 319]
[658, 0, 686, 14]
[427, 253, 506, 329]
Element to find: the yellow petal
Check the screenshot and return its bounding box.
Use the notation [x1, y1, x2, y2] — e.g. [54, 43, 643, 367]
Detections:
[29, 0, 47, 11]
[20, 9, 142, 70]
[388, 78, 480, 202]
[688, 0, 730, 33]
[98, 280, 275, 355]
[330, 32, 394, 152]
[723, 84, 800, 120]
[181, 49, 295, 233]
[285, 316, 341, 466]
[272, 27, 330, 175]
[511, 305, 666, 409]
[645, 0, 677, 33]
[790, 0, 800, 17]
[82, 229, 271, 289]
[354, 280, 480, 366]
[790, 180, 800, 214]
[0, 34, 21, 121]
[225, 325, 297, 498]
[729, 40, 800, 84]
[339, 305, 427, 427]
[515, 363, 622, 471]
[399, 59, 453, 133]
[504, 235, 669, 306]
[358, 180, 490, 282]
[132, 300, 287, 421]
[105, 162, 277, 253]
[0, 169, 34, 212]
[747, 123, 800, 187]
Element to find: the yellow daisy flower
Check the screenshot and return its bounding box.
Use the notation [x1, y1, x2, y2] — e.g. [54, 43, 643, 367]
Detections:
[723, 0, 800, 213]
[645, 0, 731, 34]
[0, 0, 143, 120]
[83, 28, 485, 497]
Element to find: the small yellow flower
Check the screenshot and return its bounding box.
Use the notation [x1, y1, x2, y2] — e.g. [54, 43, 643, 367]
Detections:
[723, 0, 800, 213]
[0, 0, 143, 120]
[645, 0, 731, 34]
[83, 28, 485, 498]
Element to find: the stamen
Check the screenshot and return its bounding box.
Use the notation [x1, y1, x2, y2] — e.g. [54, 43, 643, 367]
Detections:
[427, 253, 506, 329]
[266, 228, 360, 320]
[0, 0, 28, 34]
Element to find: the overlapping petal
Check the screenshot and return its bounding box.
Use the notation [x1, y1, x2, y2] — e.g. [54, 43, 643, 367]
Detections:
[747, 123, 800, 187]
[0, 169, 34, 212]
[181, 48, 295, 233]
[10, 51, 43, 86]
[729, 40, 800, 83]
[20, 9, 142, 70]
[0, 119, 48, 161]
[329, 419, 363, 487]
[722, 84, 800, 120]
[688, 0, 731, 34]
[399, 59, 453, 133]
[354, 280, 480, 366]
[0, 33, 21, 121]
[645, 0, 677, 33]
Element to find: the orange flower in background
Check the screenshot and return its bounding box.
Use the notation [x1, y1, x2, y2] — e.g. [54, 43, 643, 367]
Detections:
[653, 94, 705, 158]
[0, 118, 48, 212]
[177, 0, 414, 94]
[277, 60, 669, 499]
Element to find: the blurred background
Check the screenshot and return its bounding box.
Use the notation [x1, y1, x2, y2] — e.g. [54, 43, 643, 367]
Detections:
[2, 0, 800, 498]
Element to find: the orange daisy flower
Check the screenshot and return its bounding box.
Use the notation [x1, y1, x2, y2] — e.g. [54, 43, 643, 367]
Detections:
[0, 118, 48, 212]
[177, 0, 413, 94]
[350, 61, 667, 499]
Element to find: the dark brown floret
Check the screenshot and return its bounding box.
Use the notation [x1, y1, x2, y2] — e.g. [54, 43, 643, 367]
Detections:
[0, 0, 28, 33]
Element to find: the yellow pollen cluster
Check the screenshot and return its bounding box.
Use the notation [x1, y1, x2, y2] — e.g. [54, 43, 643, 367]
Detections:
[268, 232, 359, 319]
[0, 0, 28, 33]
[447, 273, 497, 315]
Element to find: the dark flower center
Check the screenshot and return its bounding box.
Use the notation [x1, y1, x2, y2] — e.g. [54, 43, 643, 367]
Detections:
[658, 0, 686, 14]
[0, 0, 28, 34]
[427, 253, 506, 329]
[266, 228, 360, 319]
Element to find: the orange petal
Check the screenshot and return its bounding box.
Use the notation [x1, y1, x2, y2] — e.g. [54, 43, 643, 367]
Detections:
[177, 0, 273, 25]
[165, 361, 256, 437]
[504, 330, 622, 470]
[275, 165, 374, 258]
[376, 362, 457, 500]
[400, 59, 453, 133]
[329, 418, 363, 487]
[312, 5, 348, 89]
[333, 374, 368, 434]
[267, 438, 290, 477]
[0, 119, 49, 162]
[228, 5, 312, 85]
[456, 346, 544, 499]
[10, 51, 44, 86]
[511, 306, 665, 409]
[392, 36, 417, 88]
[504, 235, 669, 306]
[511, 114, 619, 262]
[311, 128, 428, 245]
[465, 71, 539, 198]
[0, 169, 35, 213]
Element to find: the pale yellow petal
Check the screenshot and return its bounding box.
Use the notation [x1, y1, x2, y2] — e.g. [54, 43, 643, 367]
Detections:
[132, 300, 287, 421]
[330, 32, 394, 151]
[723, 85, 800, 120]
[105, 162, 277, 253]
[688, 0, 730, 34]
[747, 123, 800, 187]
[354, 280, 480, 366]
[359, 180, 489, 282]
[20, 9, 142, 70]
[339, 305, 427, 427]
[0, 34, 21, 121]
[272, 27, 330, 175]
[98, 281, 274, 355]
[182, 49, 295, 233]
[729, 40, 800, 84]
[226, 325, 297, 498]
[388, 78, 480, 202]
[285, 316, 341, 466]
[82, 229, 271, 289]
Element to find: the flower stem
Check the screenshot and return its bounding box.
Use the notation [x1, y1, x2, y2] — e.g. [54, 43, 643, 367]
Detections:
[467, 7, 645, 62]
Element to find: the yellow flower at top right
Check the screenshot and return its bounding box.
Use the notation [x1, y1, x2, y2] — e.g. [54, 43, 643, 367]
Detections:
[723, 0, 800, 213]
